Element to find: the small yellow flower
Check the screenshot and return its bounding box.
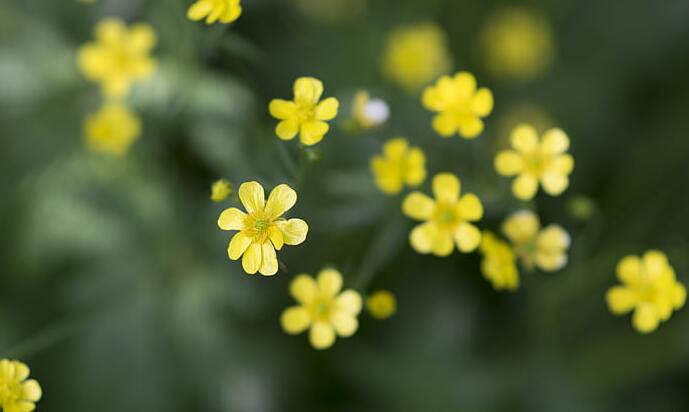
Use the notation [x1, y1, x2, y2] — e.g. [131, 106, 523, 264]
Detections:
[366, 290, 397, 320]
[381, 23, 452, 92]
[479, 232, 519, 291]
[502, 210, 570, 271]
[210, 179, 233, 202]
[352, 90, 389, 129]
[495, 124, 574, 200]
[77, 18, 156, 99]
[83, 102, 141, 156]
[402, 173, 483, 256]
[0, 359, 42, 412]
[371, 137, 426, 195]
[421, 72, 494, 139]
[218, 181, 308, 276]
[187, 0, 242, 25]
[269, 77, 339, 146]
[281, 269, 362, 349]
[606, 251, 686, 333]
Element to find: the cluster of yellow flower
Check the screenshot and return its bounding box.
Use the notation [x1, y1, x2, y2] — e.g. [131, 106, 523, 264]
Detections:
[0, 359, 42, 412]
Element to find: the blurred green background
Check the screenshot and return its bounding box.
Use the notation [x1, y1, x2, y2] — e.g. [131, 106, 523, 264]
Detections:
[2, 0, 689, 411]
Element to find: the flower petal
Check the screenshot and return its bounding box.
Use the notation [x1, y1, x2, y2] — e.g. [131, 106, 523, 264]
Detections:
[502, 210, 539, 244]
[228, 232, 252, 260]
[453, 71, 477, 98]
[281, 306, 311, 334]
[606, 286, 637, 314]
[550, 154, 574, 175]
[264, 184, 297, 220]
[241, 242, 262, 274]
[454, 223, 482, 253]
[409, 222, 436, 254]
[541, 128, 569, 154]
[457, 193, 483, 221]
[13, 361, 30, 381]
[276, 119, 299, 140]
[616, 255, 642, 286]
[432, 113, 457, 137]
[643, 250, 669, 278]
[218, 208, 246, 231]
[300, 120, 329, 146]
[293, 77, 323, 104]
[432, 173, 461, 203]
[471, 88, 494, 116]
[314, 97, 339, 121]
[331, 311, 358, 337]
[512, 174, 539, 200]
[259, 242, 278, 276]
[290, 274, 317, 305]
[432, 232, 454, 256]
[269, 225, 284, 250]
[238, 181, 265, 214]
[405, 148, 426, 186]
[511, 124, 539, 153]
[538, 225, 571, 251]
[632, 303, 659, 333]
[535, 250, 567, 271]
[540, 172, 569, 196]
[275, 218, 308, 245]
[269, 99, 297, 120]
[317, 268, 343, 297]
[457, 116, 484, 139]
[402, 192, 435, 220]
[673, 283, 687, 309]
[495, 151, 523, 176]
[22, 380, 42, 402]
[336, 290, 363, 314]
[310, 321, 336, 349]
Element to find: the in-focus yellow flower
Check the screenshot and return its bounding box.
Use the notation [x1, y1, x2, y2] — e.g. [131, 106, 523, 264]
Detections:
[0, 359, 42, 412]
[281, 269, 362, 349]
[352, 90, 389, 129]
[371, 137, 426, 195]
[218, 181, 308, 276]
[495, 124, 574, 200]
[381, 23, 452, 92]
[83, 102, 141, 156]
[366, 290, 397, 320]
[402, 173, 483, 256]
[421, 72, 494, 139]
[187, 0, 242, 24]
[606, 251, 686, 333]
[210, 179, 233, 202]
[479, 231, 519, 291]
[77, 18, 156, 99]
[502, 210, 570, 271]
[480, 7, 554, 82]
[269, 77, 339, 146]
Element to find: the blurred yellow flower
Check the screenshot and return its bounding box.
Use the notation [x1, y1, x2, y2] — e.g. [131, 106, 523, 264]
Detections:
[421, 72, 494, 139]
[210, 179, 233, 202]
[77, 18, 156, 99]
[495, 124, 574, 200]
[381, 23, 451, 92]
[0, 359, 42, 412]
[84, 102, 141, 156]
[402, 173, 483, 256]
[366, 290, 397, 320]
[281, 269, 362, 349]
[352, 90, 389, 129]
[502, 210, 570, 272]
[479, 232, 519, 291]
[269, 77, 339, 146]
[217, 181, 308, 276]
[187, 0, 241, 25]
[606, 251, 686, 333]
[371, 137, 426, 195]
[480, 7, 554, 82]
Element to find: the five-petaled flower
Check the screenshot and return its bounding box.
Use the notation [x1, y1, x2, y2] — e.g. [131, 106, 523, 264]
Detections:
[402, 173, 483, 256]
[210, 179, 233, 202]
[606, 251, 686, 333]
[495, 124, 574, 200]
[371, 137, 426, 195]
[218, 181, 308, 276]
[281, 269, 362, 349]
[502, 210, 570, 271]
[77, 18, 157, 99]
[83, 103, 141, 156]
[479, 231, 520, 291]
[0, 359, 42, 412]
[422, 71, 494, 139]
[269, 77, 339, 146]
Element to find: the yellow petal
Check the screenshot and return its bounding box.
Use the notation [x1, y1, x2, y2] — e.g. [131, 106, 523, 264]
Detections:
[632, 304, 659, 333]
[13, 361, 30, 381]
[643, 250, 669, 278]
[317, 268, 343, 297]
[541, 128, 570, 154]
[276, 119, 299, 140]
[457, 116, 484, 139]
[606, 286, 637, 314]
[217, 208, 246, 231]
[535, 250, 567, 271]
[673, 282, 686, 309]
[300, 121, 329, 146]
[432, 113, 457, 137]
[454, 223, 482, 252]
[241, 242, 262, 274]
[290, 274, 317, 304]
[371, 159, 403, 194]
[537, 225, 571, 251]
[495, 151, 523, 176]
[314, 97, 339, 121]
[409, 222, 436, 254]
[310, 321, 335, 349]
[187, 0, 213, 21]
[457, 193, 483, 221]
[471, 88, 494, 116]
[404, 148, 426, 186]
[275, 218, 308, 245]
[264, 184, 297, 220]
[402, 192, 435, 220]
[453, 71, 477, 97]
[259, 242, 278, 276]
[269, 99, 297, 120]
[382, 137, 409, 158]
[512, 174, 538, 200]
[511, 124, 539, 153]
[293, 77, 323, 105]
[337, 290, 363, 314]
[502, 210, 539, 244]
[550, 154, 574, 175]
[540, 172, 569, 196]
[238, 181, 265, 214]
[432, 173, 461, 203]
[616, 255, 642, 286]
[129, 24, 156, 52]
[281, 306, 311, 334]
[421, 84, 443, 111]
[331, 311, 358, 337]
[366, 290, 396, 319]
[219, 1, 242, 23]
[227, 232, 252, 260]
[432, 232, 454, 256]
[95, 18, 125, 43]
[22, 380, 42, 402]
[269, 225, 284, 250]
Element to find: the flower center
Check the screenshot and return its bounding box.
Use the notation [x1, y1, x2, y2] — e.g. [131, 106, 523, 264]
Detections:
[295, 102, 315, 123]
[433, 203, 459, 229]
[253, 219, 269, 231]
[245, 215, 272, 243]
[0, 380, 21, 403]
[309, 297, 333, 321]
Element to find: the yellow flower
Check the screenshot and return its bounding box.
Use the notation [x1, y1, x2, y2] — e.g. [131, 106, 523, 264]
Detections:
[269, 77, 339, 146]
[371, 137, 426, 195]
[352, 90, 389, 129]
[479, 232, 519, 291]
[210, 179, 233, 202]
[502, 210, 570, 271]
[217, 181, 308, 276]
[495, 124, 574, 200]
[83, 102, 141, 156]
[366, 290, 397, 320]
[187, 0, 241, 24]
[480, 7, 554, 82]
[0, 359, 42, 412]
[421, 72, 494, 139]
[381, 23, 452, 92]
[77, 18, 156, 99]
[402, 173, 483, 256]
[606, 251, 686, 333]
[281, 269, 362, 349]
